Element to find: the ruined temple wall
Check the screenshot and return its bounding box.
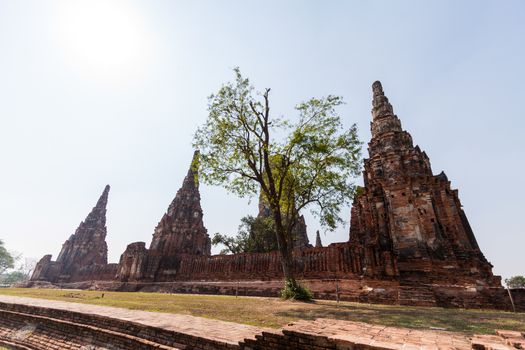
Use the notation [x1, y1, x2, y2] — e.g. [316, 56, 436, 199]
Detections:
[116, 242, 379, 282]
[173, 243, 387, 281]
[68, 263, 119, 283]
[30, 255, 63, 283]
[509, 289, 525, 312]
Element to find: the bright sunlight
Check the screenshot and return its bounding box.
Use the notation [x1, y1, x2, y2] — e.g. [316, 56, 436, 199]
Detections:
[54, 0, 150, 83]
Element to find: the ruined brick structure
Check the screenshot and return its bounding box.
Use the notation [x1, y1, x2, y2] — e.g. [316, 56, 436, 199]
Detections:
[30, 82, 517, 310]
[116, 151, 211, 282]
[257, 195, 311, 250]
[31, 185, 118, 283]
[349, 81, 504, 306]
[150, 151, 211, 257]
[315, 231, 323, 248]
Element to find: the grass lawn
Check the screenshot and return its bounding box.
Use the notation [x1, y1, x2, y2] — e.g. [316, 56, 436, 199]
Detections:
[0, 288, 524, 335]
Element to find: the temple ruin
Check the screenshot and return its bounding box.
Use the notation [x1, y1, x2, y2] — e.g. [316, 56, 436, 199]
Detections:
[31, 185, 118, 283]
[30, 81, 522, 310]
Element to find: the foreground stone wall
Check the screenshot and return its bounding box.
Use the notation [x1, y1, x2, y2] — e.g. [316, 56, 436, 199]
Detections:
[0, 301, 228, 350]
[0, 309, 177, 350]
[1, 298, 523, 350]
[242, 319, 525, 350]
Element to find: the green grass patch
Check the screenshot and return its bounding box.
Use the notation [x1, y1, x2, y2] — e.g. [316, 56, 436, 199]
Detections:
[0, 288, 523, 334]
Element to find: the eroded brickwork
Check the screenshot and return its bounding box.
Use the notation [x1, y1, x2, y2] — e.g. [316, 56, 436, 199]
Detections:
[150, 151, 211, 256]
[117, 152, 212, 282]
[257, 194, 312, 250]
[29, 82, 515, 311]
[0, 298, 523, 350]
[348, 82, 503, 307]
[31, 185, 112, 283]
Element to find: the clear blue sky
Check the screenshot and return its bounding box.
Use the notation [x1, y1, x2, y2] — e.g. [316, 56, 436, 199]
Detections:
[0, 1, 523, 280]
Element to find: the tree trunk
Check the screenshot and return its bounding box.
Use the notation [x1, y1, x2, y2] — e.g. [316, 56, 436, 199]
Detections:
[280, 247, 294, 279]
[272, 209, 297, 284]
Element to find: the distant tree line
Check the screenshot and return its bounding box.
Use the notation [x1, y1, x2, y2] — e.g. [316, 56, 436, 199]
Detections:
[0, 239, 36, 286]
[0, 239, 14, 275]
[212, 215, 278, 254]
[506, 276, 525, 289]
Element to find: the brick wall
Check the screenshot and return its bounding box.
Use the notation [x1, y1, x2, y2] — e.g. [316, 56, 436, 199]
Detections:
[174, 243, 374, 281]
[510, 289, 525, 312]
[1, 301, 523, 350]
[0, 302, 236, 350]
[0, 309, 177, 350]
[68, 263, 119, 282]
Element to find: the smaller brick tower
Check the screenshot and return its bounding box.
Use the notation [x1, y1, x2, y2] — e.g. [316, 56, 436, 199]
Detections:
[57, 185, 110, 271]
[315, 230, 323, 248]
[257, 195, 311, 250]
[31, 185, 111, 282]
[149, 151, 211, 256]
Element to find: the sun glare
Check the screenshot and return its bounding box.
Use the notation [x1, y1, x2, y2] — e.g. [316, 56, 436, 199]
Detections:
[54, 0, 150, 83]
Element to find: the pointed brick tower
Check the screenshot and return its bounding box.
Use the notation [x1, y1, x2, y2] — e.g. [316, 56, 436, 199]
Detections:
[349, 82, 501, 291]
[32, 185, 110, 282]
[150, 151, 211, 256]
[56, 185, 110, 274]
[257, 194, 311, 250]
[315, 230, 323, 248]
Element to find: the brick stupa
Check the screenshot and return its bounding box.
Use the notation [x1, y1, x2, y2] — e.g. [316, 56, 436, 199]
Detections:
[349, 81, 501, 299]
[150, 151, 211, 256]
[116, 151, 211, 282]
[31, 185, 113, 282]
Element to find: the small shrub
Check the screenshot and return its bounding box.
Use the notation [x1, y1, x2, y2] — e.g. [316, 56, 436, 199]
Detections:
[280, 278, 313, 301]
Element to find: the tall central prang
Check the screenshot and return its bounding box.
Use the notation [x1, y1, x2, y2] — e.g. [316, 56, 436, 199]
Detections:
[350, 81, 500, 291]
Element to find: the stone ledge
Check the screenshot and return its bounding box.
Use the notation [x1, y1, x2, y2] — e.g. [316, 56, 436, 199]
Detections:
[0, 295, 523, 350]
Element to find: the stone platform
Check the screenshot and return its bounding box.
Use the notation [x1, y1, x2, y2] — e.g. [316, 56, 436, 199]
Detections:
[0, 295, 524, 350]
[28, 277, 520, 311]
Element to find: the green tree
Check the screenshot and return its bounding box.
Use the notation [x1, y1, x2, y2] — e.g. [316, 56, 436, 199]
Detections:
[212, 215, 278, 254]
[0, 257, 36, 286]
[0, 239, 15, 275]
[505, 276, 525, 289]
[194, 68, 362, 299]
[1, 271, 27, 285]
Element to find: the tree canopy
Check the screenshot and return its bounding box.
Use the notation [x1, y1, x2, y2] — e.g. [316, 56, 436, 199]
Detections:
[0, 239, 15, 275]
[506, 276, 525, 289]
[193, 68, 362, 299]
[212, 215, 278, 254]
